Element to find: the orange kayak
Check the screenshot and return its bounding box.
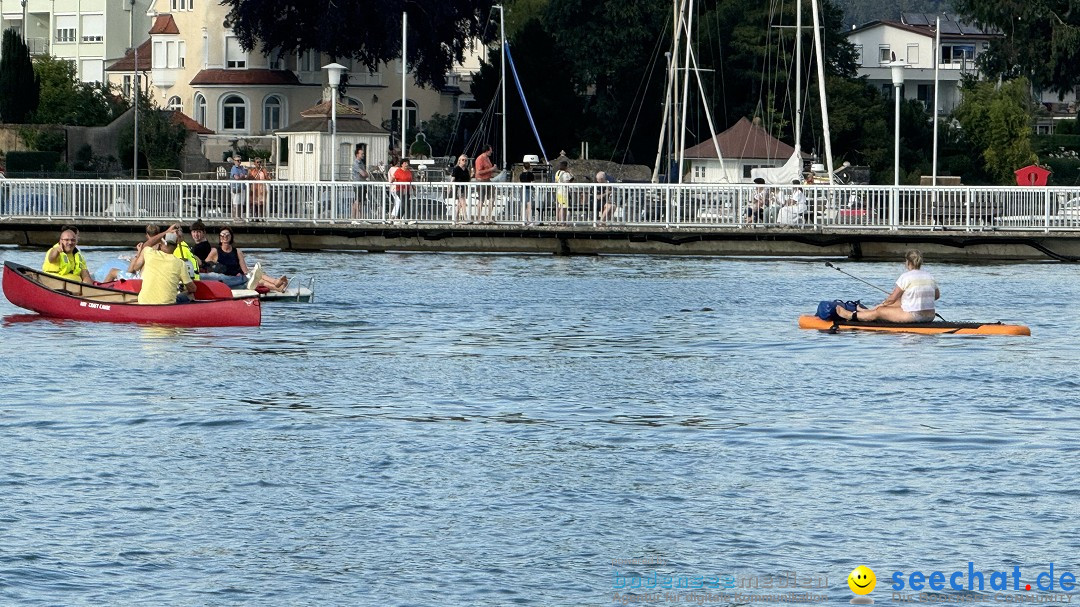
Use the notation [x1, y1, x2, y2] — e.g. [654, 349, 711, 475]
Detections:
[798, 315, 1030, 336]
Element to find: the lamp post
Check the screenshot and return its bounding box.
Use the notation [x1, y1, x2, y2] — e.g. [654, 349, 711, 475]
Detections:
[890, 60, 906, 187]
[890, 59, 906, 228]
[322, 62, 347, 181]
[131, 0, 139, 180]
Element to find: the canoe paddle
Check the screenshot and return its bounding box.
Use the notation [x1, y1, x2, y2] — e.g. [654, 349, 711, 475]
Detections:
[824, 261, 947, 321]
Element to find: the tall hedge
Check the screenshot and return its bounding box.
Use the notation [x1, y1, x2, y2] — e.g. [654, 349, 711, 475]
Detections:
[0, 30, 41, 123]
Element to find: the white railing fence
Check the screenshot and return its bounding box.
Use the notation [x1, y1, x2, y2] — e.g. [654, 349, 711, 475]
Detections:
[3, 178, 1080, 232]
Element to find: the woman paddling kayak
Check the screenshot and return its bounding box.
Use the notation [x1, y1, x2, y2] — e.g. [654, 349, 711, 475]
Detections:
[836, 249, 940, 323]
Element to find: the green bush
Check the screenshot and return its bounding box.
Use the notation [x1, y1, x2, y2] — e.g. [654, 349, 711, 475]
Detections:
[18, 125, 66, 152]
[1033, 133, 1080, 152]
[237, 145, 271, 161]
[1043, 157, 1080, 185]
[6, 150, 61, 172]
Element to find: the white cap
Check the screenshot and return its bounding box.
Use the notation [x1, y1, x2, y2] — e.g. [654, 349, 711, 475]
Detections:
[164, 232, 178, 245]
[522, 154, 540, 164]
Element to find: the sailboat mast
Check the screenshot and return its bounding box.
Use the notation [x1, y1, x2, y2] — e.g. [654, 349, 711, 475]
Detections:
[794, 0, 801, 154]
[809, 0, 834, 180]
[676, 0, 695, 184]
[401, 11, 407, 159]
[652, 0, 686, 183]
[498, 4, 507, 169]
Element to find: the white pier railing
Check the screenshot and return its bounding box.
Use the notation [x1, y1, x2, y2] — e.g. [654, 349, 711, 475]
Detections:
[3, 178, 1080, 232]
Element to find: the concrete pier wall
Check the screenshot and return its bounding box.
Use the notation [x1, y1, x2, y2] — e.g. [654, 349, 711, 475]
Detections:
[3, 219, 1080, 261]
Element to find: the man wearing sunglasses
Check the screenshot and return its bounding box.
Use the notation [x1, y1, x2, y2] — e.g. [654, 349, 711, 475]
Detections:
[42, 227, 93, 283]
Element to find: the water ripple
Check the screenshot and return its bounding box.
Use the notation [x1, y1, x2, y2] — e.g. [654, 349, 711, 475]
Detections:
[1, 251, 1078, 605]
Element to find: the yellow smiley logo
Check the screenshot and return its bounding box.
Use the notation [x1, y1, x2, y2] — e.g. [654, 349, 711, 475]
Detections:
[848, 565, 877, 595]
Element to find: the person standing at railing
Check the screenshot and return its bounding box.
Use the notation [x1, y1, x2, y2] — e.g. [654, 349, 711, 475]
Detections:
[249, 158, 270, 220]
[595, 171, 615, 227]
[554, 160, 573, 223]
[350, 145, 370, 220]
[387, 158, 413, 222]
[42, 227, 93, 283]
[451, 154, 471, 224]
[520, 160, 536, 225]
[229, 155, 248, 221]
[474, 143, 496, 224]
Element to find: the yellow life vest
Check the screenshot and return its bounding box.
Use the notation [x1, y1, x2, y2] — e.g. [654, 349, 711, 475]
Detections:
[173, 241, 200, 280]
[42, 246, 88, 280]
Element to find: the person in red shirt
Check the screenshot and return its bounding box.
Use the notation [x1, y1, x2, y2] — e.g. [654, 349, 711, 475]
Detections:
[474, 143, 496, 223]
[388, 158, 413, 221]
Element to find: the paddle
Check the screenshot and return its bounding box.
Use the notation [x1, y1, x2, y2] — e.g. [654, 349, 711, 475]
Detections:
[824, 261, 947, 322]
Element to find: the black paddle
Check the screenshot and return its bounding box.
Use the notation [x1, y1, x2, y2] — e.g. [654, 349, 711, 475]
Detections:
[824, 261, 947, 322]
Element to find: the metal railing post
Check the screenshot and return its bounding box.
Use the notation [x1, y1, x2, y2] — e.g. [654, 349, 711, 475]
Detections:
[890, 185, 898, 229]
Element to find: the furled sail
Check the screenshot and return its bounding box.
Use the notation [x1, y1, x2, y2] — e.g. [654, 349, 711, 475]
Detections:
[750, 150, 802, 184]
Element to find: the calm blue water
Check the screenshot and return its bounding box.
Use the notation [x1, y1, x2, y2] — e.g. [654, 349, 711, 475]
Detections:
[1, 247, 1078, 606]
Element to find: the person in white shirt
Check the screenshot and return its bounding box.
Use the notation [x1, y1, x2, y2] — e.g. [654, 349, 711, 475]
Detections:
[835, 249, 940, 323]
[777, 180, 807, 225]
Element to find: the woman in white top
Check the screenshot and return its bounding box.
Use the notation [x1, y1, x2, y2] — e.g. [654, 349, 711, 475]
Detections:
[836, 249, 940, 323]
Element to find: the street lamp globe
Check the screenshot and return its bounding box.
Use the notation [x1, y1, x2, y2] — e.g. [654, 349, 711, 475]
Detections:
[322, 63, 347, 181]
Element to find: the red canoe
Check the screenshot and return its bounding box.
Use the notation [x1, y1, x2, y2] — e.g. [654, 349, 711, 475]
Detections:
[2, 261, 261, 327]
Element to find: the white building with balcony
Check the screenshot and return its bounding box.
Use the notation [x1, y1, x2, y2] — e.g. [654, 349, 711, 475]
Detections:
[0, 0, 153, 82]
[844, 14, 1002, 116]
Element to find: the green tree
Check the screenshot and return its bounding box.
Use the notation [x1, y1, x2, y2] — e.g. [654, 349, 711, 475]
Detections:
[222, 0, 494, 88]
[0, 30, 41, 123]
[953, 77, 1038, 183]
[33, 55, 129, 126]
[952, 0, 1080, 99]
[118, 95, 188, 174]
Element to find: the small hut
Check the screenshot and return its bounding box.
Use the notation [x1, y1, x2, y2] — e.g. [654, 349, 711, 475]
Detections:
[273, 101, 390, 182]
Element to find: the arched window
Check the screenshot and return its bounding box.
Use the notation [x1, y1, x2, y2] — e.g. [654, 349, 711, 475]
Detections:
[221, 94, 247, 131]
[391, 98, 417, 134]
[263, 95, 283, 131]
[193, 93, 207, 126]
[166, 95, 182, 112]
[344, 96, 364, 113]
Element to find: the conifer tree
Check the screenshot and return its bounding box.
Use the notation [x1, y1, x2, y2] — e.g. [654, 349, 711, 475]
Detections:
[0, 30, 42, 124]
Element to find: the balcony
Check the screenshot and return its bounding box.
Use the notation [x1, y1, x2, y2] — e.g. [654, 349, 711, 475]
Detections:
[26, 36, 49, 55]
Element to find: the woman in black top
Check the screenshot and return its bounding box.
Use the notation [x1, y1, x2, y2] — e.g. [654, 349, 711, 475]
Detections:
[451, 154, 471, 223]
[204, 227, 289, 292]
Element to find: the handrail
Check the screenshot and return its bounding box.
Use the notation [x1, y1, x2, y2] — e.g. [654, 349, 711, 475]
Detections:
[2, 177, 1080, 232]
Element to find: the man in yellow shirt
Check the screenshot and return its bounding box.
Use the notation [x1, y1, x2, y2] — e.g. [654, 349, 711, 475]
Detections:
[42, 228, 93, 283]
[134, 229, 196, 304]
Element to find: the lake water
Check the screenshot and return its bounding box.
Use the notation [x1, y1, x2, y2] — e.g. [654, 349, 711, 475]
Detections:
[1, 247, 1077, 606]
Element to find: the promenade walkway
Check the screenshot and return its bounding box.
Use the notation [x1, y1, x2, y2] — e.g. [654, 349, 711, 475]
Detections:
[3, 178, 1080, 260]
